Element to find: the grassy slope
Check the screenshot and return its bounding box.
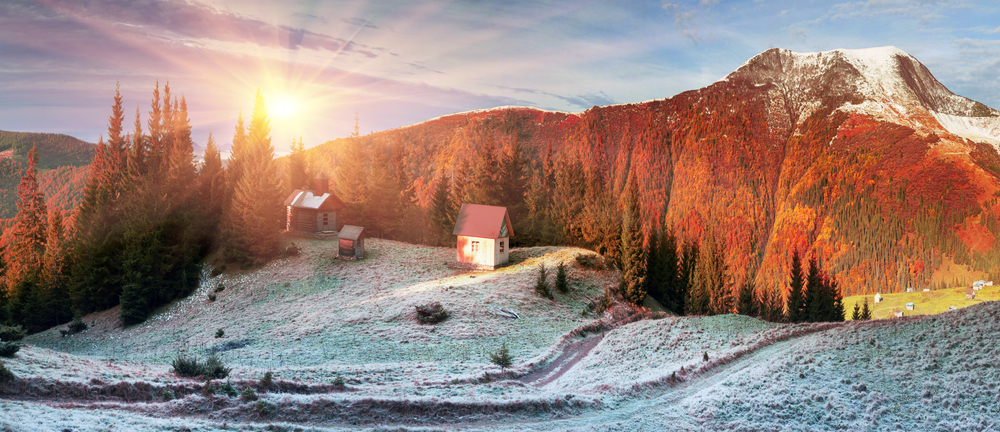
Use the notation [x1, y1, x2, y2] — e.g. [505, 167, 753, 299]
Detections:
[843, 286, 1000, 320]
[25, 236, 612, 387]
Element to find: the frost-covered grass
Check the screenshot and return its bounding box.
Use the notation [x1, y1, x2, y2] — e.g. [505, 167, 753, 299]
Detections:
[844, 287, 1000, 320]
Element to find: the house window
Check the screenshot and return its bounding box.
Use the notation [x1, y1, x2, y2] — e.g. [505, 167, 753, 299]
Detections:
[472, 241, 480, 254]
[323, 213, 328, 223]
[499, 240, 504, 253]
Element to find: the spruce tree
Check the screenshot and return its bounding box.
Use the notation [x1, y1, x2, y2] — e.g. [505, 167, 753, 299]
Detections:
[619, 174, 645, 305]
[146, 80, 163, 175]
[678, 239, 698, 315]
[287, 136, 308, 192]
[6, 145, 48, 289]
[428, 168, 453, 246]
[852, 301, 861, 321]
[223, 90, 283, 266]
[785, 250, 805, 323]
[736, 279, 757, 317]
[860, 297, 872, 320]
[555, 262, 569, 293]
[693, 232, 729, 315]
[804, 257, 823, 322]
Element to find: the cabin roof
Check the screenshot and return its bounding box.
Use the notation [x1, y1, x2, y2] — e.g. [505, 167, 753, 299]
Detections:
[452, 203, 513, 239]
[283, 190, 346, 210]
[340, 225, 365, 241]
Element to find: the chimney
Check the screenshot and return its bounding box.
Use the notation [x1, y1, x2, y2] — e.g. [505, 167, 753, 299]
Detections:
[314, 172, 329, 195]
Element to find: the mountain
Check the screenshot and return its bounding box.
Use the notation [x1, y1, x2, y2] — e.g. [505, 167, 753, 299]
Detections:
[306, 46, 1000, 297]
[0, 130, 94, 221]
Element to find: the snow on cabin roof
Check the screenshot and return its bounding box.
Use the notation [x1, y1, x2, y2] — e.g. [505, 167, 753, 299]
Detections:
[283, 189, 346, 210]
[452, 203, 513, 239]
[339, 225, 365, 240]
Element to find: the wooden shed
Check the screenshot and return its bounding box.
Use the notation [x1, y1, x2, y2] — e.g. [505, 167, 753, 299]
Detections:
[966, 287, 976, 300]
[338, 225, 366, 260]
[452, 203, 513, 270]
[283, 173, 346, 235]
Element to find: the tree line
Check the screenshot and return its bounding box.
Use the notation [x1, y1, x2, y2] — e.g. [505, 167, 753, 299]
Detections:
[0, 82, 283, 331]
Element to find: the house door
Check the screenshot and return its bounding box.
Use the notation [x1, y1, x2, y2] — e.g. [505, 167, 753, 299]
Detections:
[320, 212, 329, 230]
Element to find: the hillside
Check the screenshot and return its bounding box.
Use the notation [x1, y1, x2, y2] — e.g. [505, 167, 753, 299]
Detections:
[2, 237, 999, 430]
[304, 46, 1000, 298]
[0, 130, 93, 219]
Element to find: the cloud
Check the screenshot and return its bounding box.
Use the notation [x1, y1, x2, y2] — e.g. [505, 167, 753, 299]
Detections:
[825, 0, 964, 25]
[497, 86, 616, 109]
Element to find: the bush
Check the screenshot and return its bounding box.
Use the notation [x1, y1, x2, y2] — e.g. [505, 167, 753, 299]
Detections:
[204, 354, 230, 379]
[0, 362, 13, 382]
[535, 264, 552, 299]
[214, 284, 226, 293]
[489, 342, 513, 370]
[575, 253, 604, 269]
[240, 387, 258, 401]
[0, 325, 26, 342]
[67, 319, 88, 334]
[220, 381, 239, 397]
[172, 355, 204, 377]
[703, 352, 709, 362]
[171, 353, 230, 379]
[0, 342, 20, 358]
[215, 328, 225, 338]
[415, 302, 448, 324]
[260, 371, 273, 387]
[161, 389, 175, 401]
[332, 374, 345, 388]
[202, 381, 216, 396]
[254, 399, 276, 416]
[555, 262, 569, 293]
[208, 293, 217, 302]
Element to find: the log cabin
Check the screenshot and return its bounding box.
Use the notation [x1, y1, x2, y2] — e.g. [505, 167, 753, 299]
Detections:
[283, 173, 346, 235]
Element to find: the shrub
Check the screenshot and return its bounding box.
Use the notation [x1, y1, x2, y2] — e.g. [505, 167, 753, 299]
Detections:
[204, 354, 230, 379]
[202, 381, 216, 396]
[555, 262, 569, 293]
[535, 264, 552, 299]
[171, 353, 229, 379]
[172, 355, 204, 377]
[489, 342, 513, 370]
[67, 319, 88, 334]
[0, 342, 20, 358]
[215, 328, 225, 338]
[210, 265, 226, 277]
[703, 352, 709, 362]
[575, 253, 604, 269]
[415, 302, 448, 324]
[254, 399, 276, 416]
[161, 389, 175, 401]
[0, 325, 26, 342]
[260, 371, 273, 387]
[220, 381, 238, 397]
[214, 284, 226, 292]
[208, 293, 217, 302]
[0, 362, 13, 382]
[240, 387, 258, 401]
[332, 374, 345, 388]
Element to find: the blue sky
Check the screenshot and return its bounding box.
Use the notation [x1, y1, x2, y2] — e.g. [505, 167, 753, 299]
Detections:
[0, 0, 998, 156]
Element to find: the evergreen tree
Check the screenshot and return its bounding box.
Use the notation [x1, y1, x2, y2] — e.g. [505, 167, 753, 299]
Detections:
[146, 80, 164, 176]
[287, 136, 308, 192]
[804, 257, 825, 321]
[126, 106, 146, 186]
[467, 133, 501, 206]
[222, 90, 283, 266]
[678, 239, 698, 315]
[166, 96, 196, 189]
[852, 301, 861, 321]
[736, 279, 758, 317]
[693, 232, 729, 315]
[41, 210, 72, 328]
[227, 111, 248, 197]
[785, 250, 805, 323]
[860, 297, 872, 320]
[6, 145, 48, 290]
[555, 262, 569, 293]
[829, 277, 845, 322]
[619, 174, 645, 305]
[645, 226, 681, 314]
[498, 135, 527, 220]
[428, 168, 453, 246]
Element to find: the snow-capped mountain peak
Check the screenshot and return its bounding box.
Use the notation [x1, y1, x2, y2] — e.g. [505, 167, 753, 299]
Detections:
[727, 46, 1000, 146]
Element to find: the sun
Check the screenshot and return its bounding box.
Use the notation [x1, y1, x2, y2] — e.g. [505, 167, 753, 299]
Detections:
[271, 94, 298, 118]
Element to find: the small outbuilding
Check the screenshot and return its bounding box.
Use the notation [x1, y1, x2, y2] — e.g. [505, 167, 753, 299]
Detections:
[451, 203, 513, 270]
[283, 173, 346, 235]
[905, 302, 914, 311]
[966, 287, 976, 300]
[338, 225, 366, 260]
[874, 292, 882, 303]
[894, 310, 904, 318]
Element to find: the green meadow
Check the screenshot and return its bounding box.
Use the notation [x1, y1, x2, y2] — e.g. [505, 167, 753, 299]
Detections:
[843, 286, 1000, 320]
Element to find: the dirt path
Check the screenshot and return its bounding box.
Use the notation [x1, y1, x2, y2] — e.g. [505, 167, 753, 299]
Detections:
[518, 334, 603, 388]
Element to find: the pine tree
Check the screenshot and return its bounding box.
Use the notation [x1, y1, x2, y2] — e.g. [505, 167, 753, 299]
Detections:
[428, 168, 453, 246]
[860, 297, 872, 320]
[467, 134, 501, 206]
[165, 96, 196, 189]
[41, 210, 72, 327]
[736, 279, 758, 317]
[227, 111, 248, 196]
[222, 90, 283, 266]
[786, 250, 805, 323]
[693, 231, 729, 315]
[619, 174, 645, 305]
[829, 277, 845, 322]
[287, 136, 308, 192]
[146, 80, 164, 175]
[678, 239, 698, 315]
[126, 106, 146, 186]
[6, 145, 48, 290]
[804, 257, 824, 322]
[555, 262, 569, 293]
[852, 301, 861, 321]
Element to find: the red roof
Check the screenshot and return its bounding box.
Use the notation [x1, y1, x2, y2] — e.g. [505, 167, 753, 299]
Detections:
[452, 203, 513, 239]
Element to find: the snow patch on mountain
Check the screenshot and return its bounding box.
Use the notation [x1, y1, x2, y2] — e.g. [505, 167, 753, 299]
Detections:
[932, 112, 1000, 145]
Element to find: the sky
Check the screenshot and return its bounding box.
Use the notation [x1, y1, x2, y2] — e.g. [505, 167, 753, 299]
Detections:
[1, 0, 998, 157]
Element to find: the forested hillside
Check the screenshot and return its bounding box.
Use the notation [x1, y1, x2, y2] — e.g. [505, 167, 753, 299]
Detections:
[296, 48, 1000, 303]
[0, 130, 93, 219]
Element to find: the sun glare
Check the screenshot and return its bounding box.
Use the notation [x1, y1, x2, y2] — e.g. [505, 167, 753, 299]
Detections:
[271, 94, 298, 118]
